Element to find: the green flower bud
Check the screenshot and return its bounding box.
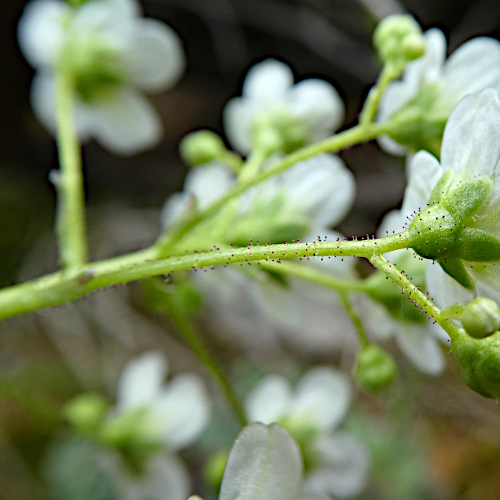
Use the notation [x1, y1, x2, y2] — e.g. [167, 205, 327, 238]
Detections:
[353, 344, 397, 393]
[179, 130, 227, 166]
[373, 15, 425, 66]
[452, 331, 500, 400]
[462, 298, 500, 339]
[63, 393, 108, 434]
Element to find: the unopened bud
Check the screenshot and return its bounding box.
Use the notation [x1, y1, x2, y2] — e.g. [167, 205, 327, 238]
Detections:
[354, 344, 396, 393]
[63, 393, 108, 434]
[462, 298, 500, 339]
[179, 130, 227, 166]
[373, 15, 425, 66]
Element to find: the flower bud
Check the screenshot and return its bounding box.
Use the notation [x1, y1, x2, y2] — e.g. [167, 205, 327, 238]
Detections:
[353, 344, 397, 393]
[462, 298, 500, 339]
[373, 15, 425, 66]
[452, 331, 500, 399]
[179, 130, 227, 166]
[63, 393, 108, 434]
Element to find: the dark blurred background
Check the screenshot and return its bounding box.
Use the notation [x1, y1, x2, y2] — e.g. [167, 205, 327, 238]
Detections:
[2, 2, 500, 500]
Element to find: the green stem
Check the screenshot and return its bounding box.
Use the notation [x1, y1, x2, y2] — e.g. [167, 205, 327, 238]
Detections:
[237, 148, 267, 184]
[369, 254, 465, 342]
[162, 296, 247, 426]
[155, 121, 391, 254]
[359, 63, 397, 127]
[55, 68, 88, 269]
[338, 292, 370, 346]
[0, 233, 412, 321]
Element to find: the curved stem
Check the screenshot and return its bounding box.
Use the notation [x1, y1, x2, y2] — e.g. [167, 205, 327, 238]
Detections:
[369, 254, 465, 342]
[55, 68, 88, 269]
[0, 233, 412, 321]
[155, 121, 391, 254]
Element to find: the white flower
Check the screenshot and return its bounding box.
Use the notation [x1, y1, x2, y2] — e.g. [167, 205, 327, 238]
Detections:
[189, 423, 329, 500]
[161, 154, 356, 352]
[113, 351, 210, 450]
[223, 59, 344, 155]
[18, 0, 185, 155]
[377, 28, 500, 155]
[246, 368, 369, 498]
[379, 90, 500, 337]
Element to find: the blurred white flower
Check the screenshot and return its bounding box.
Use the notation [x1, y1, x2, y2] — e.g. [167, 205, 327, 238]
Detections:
[18, 0, 185, 155]
[189, 423, 330, 500]
[377, 28, 500, 155]
[112, 350, 210, 449]
[246, 367, 369, 499]
[223, 59, 344, 155]
[161, 154, 356, 353]
[101, 351, 211, 500]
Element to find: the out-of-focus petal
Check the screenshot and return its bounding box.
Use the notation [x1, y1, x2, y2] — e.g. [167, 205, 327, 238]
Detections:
[154, 374, 211, 450]
[246, 375, 292, 424]
[303, 432, 369, 499]
[288, 79, 345, 139]
[425, 261, 473, 309]
[291, 367, 351, 432]
[441, 90, 500, 184]
[394, 324, 445, 375]
[219, 423, 303, 500]
[125, 19, 185, 92]
[116, 351, 167, 411]
[87, 87, 163, 155]
[443, 37, 500, 97]
[241, 59, 293, 102]
[222, 97, 254, 155]
[282, 154, 355, 228]
[17, 0, 69, 69]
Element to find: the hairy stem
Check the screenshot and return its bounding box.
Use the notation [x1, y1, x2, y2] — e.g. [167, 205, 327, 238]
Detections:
[55, 68, 88, 269]
[369, 254, 465, 342]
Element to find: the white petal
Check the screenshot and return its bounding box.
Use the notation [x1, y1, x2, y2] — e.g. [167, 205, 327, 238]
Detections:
[288, 79, 345, 139]
[441, 89, 500, 184]
[219, 423, 303, 500]
[443, 37, 500, 98]
[125, 19, 186, 92]
[119, 453, 191, 500]
[425, 261, 473, 308]
[291, 367, 351, 432]
[303, 432, 370, 499]
[402, 150, 444, 214]
[394, 324, 445, 375]
[153, 374, 210, 449]
[242, 59, 294, 102]
[17, 0, 69, 69]
[183, 163, 235, 210]
[282, 154, 355, 228]
[467, 261, 500, 304]
[223, 97, 254, 155]
[376, 134, 408, 156]
[246, 375, 292, 424]
[116, 351, 167, 411]
[87, 88, 163, 155]
[354, 293, 395, 342]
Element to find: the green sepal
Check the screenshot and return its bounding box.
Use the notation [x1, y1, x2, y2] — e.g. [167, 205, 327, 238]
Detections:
[428, 169, 453, 205]
[436, 256, 474, 290]
[440, 301, 468, 320]
[441, 177, 492, 222]
[456, 227, 500, 262]
[452, 331, 500, 399]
